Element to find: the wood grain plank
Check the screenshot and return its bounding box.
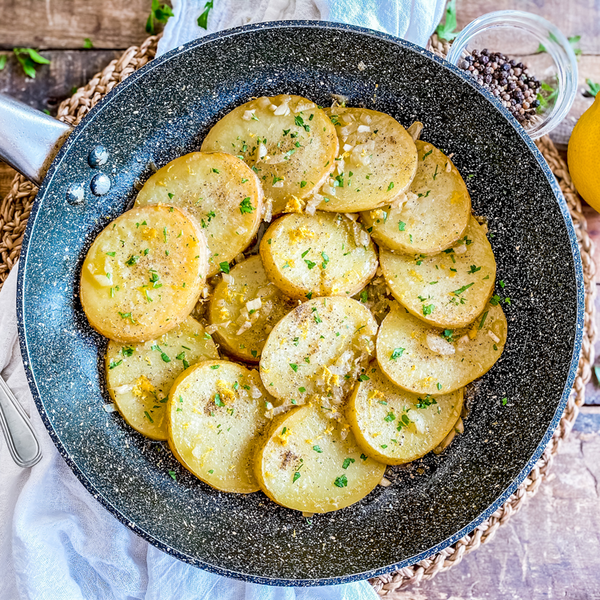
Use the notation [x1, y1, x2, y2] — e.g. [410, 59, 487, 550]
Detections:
[0, 49, 122, 113]
[0, 161, 17, 200]
[457, 0, 600, 55]
[397, 410, 600, 599]
[0, 0, 152, 50]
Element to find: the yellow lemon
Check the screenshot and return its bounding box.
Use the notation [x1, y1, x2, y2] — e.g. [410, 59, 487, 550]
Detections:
[568, 95, 600, 211]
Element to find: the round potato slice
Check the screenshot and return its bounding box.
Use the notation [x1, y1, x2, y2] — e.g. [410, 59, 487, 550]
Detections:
[376, 302, 507, 395]
[259, 212, 378, 300]
[105, 317, 218, 440]
[201, 95, 338, 215]
[254, 405, 386, 513]
[360, 140, 471, 254]
[208, 255, 296, 362]
[314, 107, 418, 212]
[135, 152, 263, 277]
[167, 360, 271, 493]
[81, 205, 207, 343]
[259, 297, 378, 407]
[380, 217, 496, 329]
[347, 363, 464, 464]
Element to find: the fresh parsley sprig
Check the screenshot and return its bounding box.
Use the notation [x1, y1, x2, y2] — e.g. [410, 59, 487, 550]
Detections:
[197, 0, 214, 30]
[146, 0, 174, 35]
[13, 48, 50, 79]
[435, 0, 459, 42]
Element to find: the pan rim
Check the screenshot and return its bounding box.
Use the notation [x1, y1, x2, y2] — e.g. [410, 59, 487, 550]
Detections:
[15, 19, 585, 586]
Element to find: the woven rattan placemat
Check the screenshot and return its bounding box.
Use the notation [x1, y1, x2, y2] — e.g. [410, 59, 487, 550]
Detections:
[0, 34, 596, 596]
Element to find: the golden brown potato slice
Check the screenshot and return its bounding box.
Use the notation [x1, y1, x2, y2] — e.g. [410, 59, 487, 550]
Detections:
[259, 211, 378, 300]
[259, 297, 378, 408]
[360, 141, 471, 254]
[105, 317, 218, 440]
[376, 302, 507, 395]
[313, 107, 417, 212]
[347, 363, 464, 464]
[80, 205, 207, 343]
[135, 152, 263, 277]
[254, 405, 386, 513]
[167, 360, 271, 493]
[208, 255, 296, 363]
[201, 95, 338, 215]
[380, 217, 496, 329]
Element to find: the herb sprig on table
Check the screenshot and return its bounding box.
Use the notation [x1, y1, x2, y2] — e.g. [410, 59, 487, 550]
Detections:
[146, 0, 174, 35]
[435, 0, 460, 42]
[13, 48, 51, 79]
[197, 1, 214, 30]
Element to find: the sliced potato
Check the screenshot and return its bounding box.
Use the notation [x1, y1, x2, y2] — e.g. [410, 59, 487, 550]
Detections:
[259, 212, 378, 300]
[167, 360, 271, 493]
[259, 297, 378, 408]
[360, 140, 471, 254]
[347, 363, 464, 464]
[380, 217, 496, 329]
[254, 405, 386, 513]
[314, 107, 417, 212]
[105, 317, 218, 440]
[135, 152, 263, 277]
[376, 302, 507, 395]
[201, 95, 338, 215]
[208, 255, 296, 362]
[80, 205, 207, 343]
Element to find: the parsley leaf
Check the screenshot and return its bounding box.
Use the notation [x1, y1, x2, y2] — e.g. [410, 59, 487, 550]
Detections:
[239, 197, 254, 214]
[146, 0, 174, 34]
[435, 0, 459, 42]
[197, 0, 214, 29]
[334, 475, 348, 488]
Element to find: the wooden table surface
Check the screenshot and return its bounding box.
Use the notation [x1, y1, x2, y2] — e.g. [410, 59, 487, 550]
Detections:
[1, 1, 599, 598]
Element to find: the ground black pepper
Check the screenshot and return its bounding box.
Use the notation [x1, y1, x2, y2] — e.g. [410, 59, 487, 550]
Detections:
[458, 48, 541, 124]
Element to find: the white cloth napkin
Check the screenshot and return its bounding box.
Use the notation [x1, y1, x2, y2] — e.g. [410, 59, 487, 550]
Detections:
[1, 2, 446, 598]
[158, 0, 445, 55]
[0, 266, 377, 599]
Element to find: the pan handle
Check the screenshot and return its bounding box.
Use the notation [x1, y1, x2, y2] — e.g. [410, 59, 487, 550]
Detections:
[0, 94, 72, 187]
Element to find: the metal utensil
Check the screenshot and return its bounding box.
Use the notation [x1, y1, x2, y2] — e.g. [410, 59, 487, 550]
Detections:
[0, 374, 42, 468]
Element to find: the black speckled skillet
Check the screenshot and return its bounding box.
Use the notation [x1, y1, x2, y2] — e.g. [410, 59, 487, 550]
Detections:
[5, 21, 584, 586]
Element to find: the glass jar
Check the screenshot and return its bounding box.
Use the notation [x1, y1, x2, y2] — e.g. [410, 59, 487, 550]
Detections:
[446, 10, 578, 139]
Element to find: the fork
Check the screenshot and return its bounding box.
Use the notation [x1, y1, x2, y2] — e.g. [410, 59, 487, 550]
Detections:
[0, 374, 42, 468]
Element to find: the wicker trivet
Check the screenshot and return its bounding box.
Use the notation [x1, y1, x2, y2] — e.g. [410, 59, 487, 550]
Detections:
[0, 34, 595, 596]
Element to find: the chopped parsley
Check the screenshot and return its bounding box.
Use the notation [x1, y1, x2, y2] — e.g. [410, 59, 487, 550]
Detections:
[293, 472, 301, 483]
[342, 458, 355, 469]
[390, 348, 405, 360]
[289, 363, 298, 372]
[219, 261, 230, 274]
[423, 304, 435, 316]
[334, 475, 348, 488]
[453, 283, 474, 296]
[109, 359, 122, 369]
[384, 412, 396, 422]
[239, 197, 254, 214]
[416, 395, 437, 409]
[398, 221, 406, 232]
[313, 445, 323, 453]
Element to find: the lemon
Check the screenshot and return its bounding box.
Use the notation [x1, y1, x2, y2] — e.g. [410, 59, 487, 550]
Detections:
[568, 95, 600, 211]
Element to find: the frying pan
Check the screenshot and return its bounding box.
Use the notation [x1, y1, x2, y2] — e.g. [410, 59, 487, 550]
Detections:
[0, 21, 583, 585]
